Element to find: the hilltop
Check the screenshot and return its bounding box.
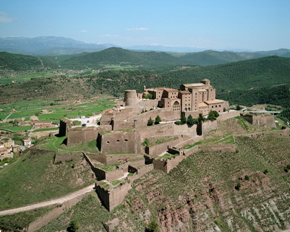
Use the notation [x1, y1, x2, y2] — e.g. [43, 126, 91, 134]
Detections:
[1, 117, 289, 231]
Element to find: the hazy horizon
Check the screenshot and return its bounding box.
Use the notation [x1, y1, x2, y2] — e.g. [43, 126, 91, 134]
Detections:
[1, 0, 290, 51]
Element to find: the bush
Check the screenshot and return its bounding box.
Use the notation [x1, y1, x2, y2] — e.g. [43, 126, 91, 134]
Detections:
[245, 175, 250, 181]
[236, 105, 242, 110]
[187, 115, 198, 127]
[235, 182, 241, 190]
[144, 93, 153, 99]
[174, 121, 182, 125]
[208, 110, 219, 120]
[147, 117, 154, 126]
[67, 221, 79, 232]
[263, 169, 269, 174]
[155, 115, 161, 124]
[145, 221, 158, 232]
[181, 114, 187, 124]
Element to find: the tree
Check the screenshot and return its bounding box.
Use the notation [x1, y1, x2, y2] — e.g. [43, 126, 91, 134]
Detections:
[155, 115, 161, 124]
[208, 110, 219, 121]
[181, 114, 187, 124]
[147, 117, 154, 126]
[187, 115, 198, 127]
[236, 105, 242, 110]
[67, 221, 79, 232]
[198, 113, 205, 123]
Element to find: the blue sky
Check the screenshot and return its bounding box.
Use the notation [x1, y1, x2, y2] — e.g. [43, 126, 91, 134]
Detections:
[0, 0, 289, 51]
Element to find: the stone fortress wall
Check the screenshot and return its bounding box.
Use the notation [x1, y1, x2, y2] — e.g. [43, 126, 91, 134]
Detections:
[54, 80, 284, 213]
[243, 114, 276, 128]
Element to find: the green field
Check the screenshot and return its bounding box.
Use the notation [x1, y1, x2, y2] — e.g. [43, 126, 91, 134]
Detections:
[0, 97, 115, 121]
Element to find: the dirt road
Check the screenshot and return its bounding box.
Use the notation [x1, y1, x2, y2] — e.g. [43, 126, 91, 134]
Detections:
[0, 184, 95, 216]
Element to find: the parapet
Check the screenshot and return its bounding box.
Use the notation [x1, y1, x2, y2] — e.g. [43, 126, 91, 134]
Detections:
[124, 90, 138, 106]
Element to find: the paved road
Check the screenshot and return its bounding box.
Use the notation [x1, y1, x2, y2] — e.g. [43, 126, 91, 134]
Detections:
[0, 184, 95, 216]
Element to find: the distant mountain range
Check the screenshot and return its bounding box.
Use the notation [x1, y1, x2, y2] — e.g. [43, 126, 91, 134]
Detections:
[0, 36, 290, 60]
[0, 36, 113, 55]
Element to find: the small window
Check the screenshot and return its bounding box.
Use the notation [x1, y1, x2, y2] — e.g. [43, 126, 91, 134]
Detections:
[117, 140, 120, 142]
[125, 139, 128, 142]
[106, 141, 110, 144]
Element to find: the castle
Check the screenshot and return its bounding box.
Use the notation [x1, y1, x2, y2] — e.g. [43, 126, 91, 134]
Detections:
[126, 78, 229, 117]
[58, 79, 282, 212]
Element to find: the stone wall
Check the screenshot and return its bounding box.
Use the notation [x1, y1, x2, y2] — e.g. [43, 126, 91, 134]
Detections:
[66, 127, 100, 145]
[27, 194, 87, 232]
[201, 120, 218, 135]
[153, 154, 187, 174]
[98, 131, 141, 154]
[138, 123, 175, 139]
[217, 111, 241, 121]
[243, 114, 276, 128]
[145, 136, 184, 157]
[173, 124, 197, 136]
[95, 181, 132, 211]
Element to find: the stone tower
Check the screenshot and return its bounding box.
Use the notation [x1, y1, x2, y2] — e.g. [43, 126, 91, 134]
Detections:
[124, 90, 138, 106]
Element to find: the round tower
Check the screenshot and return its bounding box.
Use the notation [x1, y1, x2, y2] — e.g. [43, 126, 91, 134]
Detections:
[124, 90, 139, 106]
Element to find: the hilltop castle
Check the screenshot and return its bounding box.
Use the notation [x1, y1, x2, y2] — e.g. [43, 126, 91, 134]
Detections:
[124, 78, 229, 118]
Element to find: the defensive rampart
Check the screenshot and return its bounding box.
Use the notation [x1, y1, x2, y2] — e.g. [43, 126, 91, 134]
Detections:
[154, 144, 236, 173]
[97, 131, 142, 154]
[242, 114, 276, 128]
[66, 127, 100, 145]
[95, 181, 132, 211]
[217, 111, 241, 121]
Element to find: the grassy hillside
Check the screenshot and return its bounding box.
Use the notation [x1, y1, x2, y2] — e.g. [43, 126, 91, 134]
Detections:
[0, 148, 95, 210]
[10, 119, 288, 232]
[162, 56, 290, 92]
[0, 52, 58, 71]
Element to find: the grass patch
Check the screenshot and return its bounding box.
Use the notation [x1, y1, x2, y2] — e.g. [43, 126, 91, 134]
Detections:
[181, 141, 203, 149]
[235, 116, 249, 131]
[0, 149, 95, 210]
[0, 207, 54, 231]
[155, 153, 179, 160]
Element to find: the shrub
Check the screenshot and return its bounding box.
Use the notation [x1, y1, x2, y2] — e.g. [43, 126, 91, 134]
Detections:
[67, 221, 79, 232]
[187, 115, 198, 127]
[235, 182, 241, 190]
[155, 115, 161, 124]
[181, 114, 187, 124]
[145, 221, 158, 232]
[263, 169, 269, 174]
[236, 105, 242, 110]
[208, 110, 219, 120]
[147, 117, 154, 126]
[245, 175, 250, 181]
[144, 93, 153, 99]
[174, 121, 182, 125]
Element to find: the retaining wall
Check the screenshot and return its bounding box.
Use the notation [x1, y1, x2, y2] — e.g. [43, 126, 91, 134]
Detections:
[67, 127, 99, 145]
[217, 111, 241, 121]
[98, 131, 141, 154]
[95, 181, 132, 211]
